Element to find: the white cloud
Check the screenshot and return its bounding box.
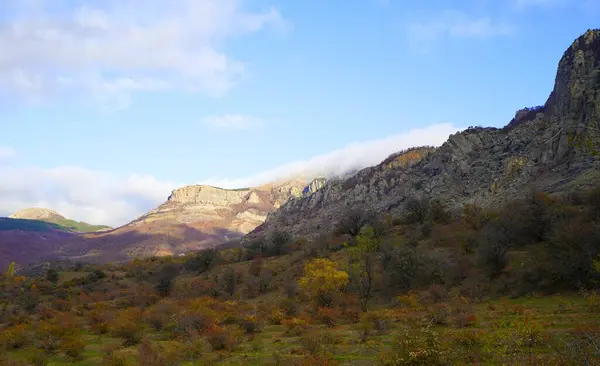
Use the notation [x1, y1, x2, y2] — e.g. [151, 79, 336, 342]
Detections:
[200, 123, 463, 188]
[0, 0, 285, 107]
[408, 11, 513, 48]
[0, 123, 463, 226]
[202, 114, 264, 130]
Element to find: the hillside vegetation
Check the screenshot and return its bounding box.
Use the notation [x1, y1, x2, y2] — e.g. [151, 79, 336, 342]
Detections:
[1, 186, 600, 365]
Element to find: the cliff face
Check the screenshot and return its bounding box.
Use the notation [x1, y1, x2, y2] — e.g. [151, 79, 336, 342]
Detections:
[247, 30, 600, 241]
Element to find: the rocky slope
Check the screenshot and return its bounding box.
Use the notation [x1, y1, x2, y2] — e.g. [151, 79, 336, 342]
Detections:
[246, 29, 600, 241]
[9, 208, 112, 233]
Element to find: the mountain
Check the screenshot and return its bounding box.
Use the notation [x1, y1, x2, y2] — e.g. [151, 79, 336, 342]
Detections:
[25, 178, 310, 265]
[9, 208, 112, 233]
[245, 29, 600, 242]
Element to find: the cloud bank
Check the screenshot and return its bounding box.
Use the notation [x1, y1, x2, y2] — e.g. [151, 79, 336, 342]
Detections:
[0, 0, 284, 107]
[0, 123, 462, 227]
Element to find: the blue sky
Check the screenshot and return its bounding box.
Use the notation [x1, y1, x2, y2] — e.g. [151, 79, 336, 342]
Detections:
[0, 0, 598, 226]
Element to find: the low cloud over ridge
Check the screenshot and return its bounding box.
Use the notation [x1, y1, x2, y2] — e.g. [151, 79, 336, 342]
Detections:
[0, 123, 462, 227]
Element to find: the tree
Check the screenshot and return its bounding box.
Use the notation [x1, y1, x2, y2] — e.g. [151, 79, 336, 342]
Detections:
[346, 226, 380, 312]
[184, 249, 218, 274]
[221, 268, 239, 296]
[155, 263, 180, 297]
[5, 262, 15, 277]
[298, 258, 349, 307]
[46, 269, 60, 284]
[336, 207, 373, 237]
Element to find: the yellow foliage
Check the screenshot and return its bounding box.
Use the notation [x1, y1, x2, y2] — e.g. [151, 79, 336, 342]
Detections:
[298, 258, 349, 307]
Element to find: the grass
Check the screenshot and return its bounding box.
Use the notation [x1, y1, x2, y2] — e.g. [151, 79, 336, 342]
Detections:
[0, 217, 110, 234]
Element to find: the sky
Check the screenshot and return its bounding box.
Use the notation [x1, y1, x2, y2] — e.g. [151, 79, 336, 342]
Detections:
[0, 0, 598, 226]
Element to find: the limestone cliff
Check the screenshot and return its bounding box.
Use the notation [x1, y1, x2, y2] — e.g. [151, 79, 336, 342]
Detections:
[53, 179, 309, 262]
[246, 29, 600, 241]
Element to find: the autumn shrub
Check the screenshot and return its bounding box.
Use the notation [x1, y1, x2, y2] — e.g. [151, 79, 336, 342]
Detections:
[169, 298, 221, 338]
[316, 306, 340, 327]
[358, 309, 391, 341]
[450, 330, 487, 364]
[110, 308, 144, 345]
[101, 346, 131, 366]
[378, 327, 445, 365]
[299, 328, 340, 356]
[136, 338, 188, 366]
[280, 297, 302, 316]
[238, 314, 262, 334]
[144, 300, 177, 331]
[0, 323, 29, 349]
[269, 307, 286, 325]
[60, 336, 86, 360]
[23, 347, 49, 366]
[282, 316, 311, 336]
[204, 324, 244, 351]
[298, 258, 349, 308]
[89, 305, 114, 334]
[35, 313, 80, 354]
[427, 303, 450, 325]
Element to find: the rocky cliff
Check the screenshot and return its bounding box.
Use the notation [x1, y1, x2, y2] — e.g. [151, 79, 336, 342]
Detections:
[47, 179, 310, 263]
[128, 180, 306, 235]
[246, 29, 600, 241]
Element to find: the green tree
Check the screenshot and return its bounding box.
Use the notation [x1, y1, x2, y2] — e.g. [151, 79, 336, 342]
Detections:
[46, 269, 60, 284]
[346, 226, 380, 312]
[298, 258, 349, 307]
[5, 261, 15, 277]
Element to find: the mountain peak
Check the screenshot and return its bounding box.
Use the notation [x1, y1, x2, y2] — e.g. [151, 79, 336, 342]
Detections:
[9, 207, 65, 221]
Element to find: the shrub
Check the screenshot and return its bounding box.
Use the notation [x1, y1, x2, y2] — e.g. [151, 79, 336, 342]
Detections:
[299, 328, 340, 356]
[61, 336, 85, 360]
[204, 324, 244, 351]
[378, 327, 445, 365]
[0, 324, 29, 349]
[316, 307, 340, 328]
[184, 249, 219, 273]
[359, 310, 391, 341]
[282, 317, 310, 336]
[111, 308, 144, 345]
[239, 314, 262, 334]
[336, 207, 374, 237]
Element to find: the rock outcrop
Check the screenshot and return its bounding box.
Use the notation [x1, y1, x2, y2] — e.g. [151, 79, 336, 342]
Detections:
[246, 29, 600, 241]
[10, 208, 64, 221]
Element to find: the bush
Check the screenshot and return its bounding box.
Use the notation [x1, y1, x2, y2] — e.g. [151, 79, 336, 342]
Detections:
[61, 336, 85, 360]
[299, 328, 340, 356]
[184, 249, 219, 273]
[111, 308, 144, 345]
[0, 324, 29, 349]
[378, 327, 445, 365]
[336, 207, 374, 237]
[316, 307, 340, 328]
[358, 310, 391, 341]
[204, 324, 244, 351]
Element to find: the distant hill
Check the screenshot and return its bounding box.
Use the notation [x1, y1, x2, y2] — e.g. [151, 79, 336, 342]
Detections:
[9, 208, 112, 233]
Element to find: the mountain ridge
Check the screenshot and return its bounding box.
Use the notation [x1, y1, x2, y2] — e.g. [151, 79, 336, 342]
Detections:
[244, 29, 600, 242]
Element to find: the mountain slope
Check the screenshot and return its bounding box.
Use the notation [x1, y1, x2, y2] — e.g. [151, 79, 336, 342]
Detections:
[10, 208, 112, 233]
[246, 29, 600, 242]
[51, 179, 311, 263]
[0, 217, 78, 270]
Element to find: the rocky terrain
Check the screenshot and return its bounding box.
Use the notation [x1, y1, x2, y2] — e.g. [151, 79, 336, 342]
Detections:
[246, 29, 600, 241]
